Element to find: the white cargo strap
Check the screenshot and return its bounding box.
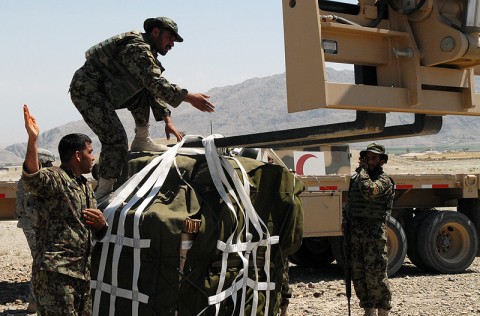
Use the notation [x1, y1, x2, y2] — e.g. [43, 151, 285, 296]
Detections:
[202, 135, 278, 316]
[92, 153, 163, 316]
[92, 137, 191, 316]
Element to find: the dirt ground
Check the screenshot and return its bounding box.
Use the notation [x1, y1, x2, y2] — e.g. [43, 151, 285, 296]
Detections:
[1, 219, 479, 315]
[350, 149, 480, 175]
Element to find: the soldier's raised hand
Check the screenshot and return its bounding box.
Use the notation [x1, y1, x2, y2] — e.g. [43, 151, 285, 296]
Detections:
[23, 104, 39, 140]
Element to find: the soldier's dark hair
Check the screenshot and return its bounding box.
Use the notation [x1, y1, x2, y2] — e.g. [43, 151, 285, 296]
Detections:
[58, 133, 92, 163]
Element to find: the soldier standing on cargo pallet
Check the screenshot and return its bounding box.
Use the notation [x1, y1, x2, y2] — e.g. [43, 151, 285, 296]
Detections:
[22, 104, 108, 315]
[69, 17, 215, 204]
[16, 148, 55, 313]
[343, 143, 395, 316]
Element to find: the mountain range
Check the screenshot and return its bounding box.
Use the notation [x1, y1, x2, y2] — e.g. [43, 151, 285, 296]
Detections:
[2, 68, 480, 165]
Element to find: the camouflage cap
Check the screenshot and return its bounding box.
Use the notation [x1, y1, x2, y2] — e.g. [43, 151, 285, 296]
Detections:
[37, 148, 55, 164]
[143, 17, 184, 42]
[360, 143, 388, 161]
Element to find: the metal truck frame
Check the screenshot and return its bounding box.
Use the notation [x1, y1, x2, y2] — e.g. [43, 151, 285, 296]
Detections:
[277, 0, 480, 275]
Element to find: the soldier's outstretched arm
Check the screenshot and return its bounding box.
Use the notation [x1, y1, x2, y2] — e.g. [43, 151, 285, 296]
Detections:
[23, 104, 40, 174]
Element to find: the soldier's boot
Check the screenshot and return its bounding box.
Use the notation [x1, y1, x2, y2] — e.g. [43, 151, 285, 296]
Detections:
[130, 123, 168, 152]
[95, 178, 116, 207]
[378, 308, 389, 316]
[364, 308, 377, 316]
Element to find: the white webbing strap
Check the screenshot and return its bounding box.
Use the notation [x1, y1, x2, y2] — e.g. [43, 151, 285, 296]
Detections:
[202, 136, 242, 315]
[216, 236, 279, 253]
[207, 277, 276, 305]
[222, 155, 275, 315]
[202, 136, 279, 316]
[92, 138, 191, 316]
[92, 154, 164, 316]
[90, 280, 149, 303]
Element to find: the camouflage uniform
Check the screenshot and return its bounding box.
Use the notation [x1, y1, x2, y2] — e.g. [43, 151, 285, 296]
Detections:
[69, 29, 187, 180]
[344, 166, 394, 311]
[16, 179, 38, 257]
[22, 165, 98, 315]
[16, 179, 38, 304]
[16, 148, 55, 307]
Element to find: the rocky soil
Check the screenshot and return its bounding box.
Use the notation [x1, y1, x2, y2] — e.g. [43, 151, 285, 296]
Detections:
[0, 221, 34, 315]
[2, 152, 480, 315]
[1, 218, 479, 315]
[287, 258, 480, 315]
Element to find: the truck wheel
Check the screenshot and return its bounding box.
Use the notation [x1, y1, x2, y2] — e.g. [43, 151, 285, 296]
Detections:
[406, 210, 436, 271]
[288, 237, 335, 267]
[329, 216, 407, 277]
[417, 211, 479, 274]
[386, 216, 407, 276]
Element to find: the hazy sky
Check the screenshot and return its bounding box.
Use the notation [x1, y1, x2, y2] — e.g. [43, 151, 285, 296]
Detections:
[1, 1, 292, 147]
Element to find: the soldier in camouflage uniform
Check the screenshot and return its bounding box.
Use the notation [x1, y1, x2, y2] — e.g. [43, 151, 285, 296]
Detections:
[69, 17, 215, 203]
[343, 143, 394, 316]
[16, 148, 55, 313]
[22, 105, 108, 315]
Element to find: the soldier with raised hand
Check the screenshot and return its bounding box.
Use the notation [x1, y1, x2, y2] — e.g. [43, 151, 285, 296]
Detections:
[22, 104, 107, 315]
[343, 143, 395, 316]
[69, 16, 215, 204]
[16, 148, 55, 313]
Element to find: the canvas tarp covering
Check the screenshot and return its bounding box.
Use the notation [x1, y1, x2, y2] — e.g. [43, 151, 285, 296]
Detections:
[91, 149, 304, 315]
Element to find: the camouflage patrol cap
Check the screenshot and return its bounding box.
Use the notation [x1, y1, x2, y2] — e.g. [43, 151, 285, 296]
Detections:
[37, 148, 55, 164]
[360, 143, 388, 162]
[143, 17, 184, 42]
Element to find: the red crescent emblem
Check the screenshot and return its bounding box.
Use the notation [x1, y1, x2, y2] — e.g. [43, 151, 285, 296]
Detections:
[296, 153, 316, 175]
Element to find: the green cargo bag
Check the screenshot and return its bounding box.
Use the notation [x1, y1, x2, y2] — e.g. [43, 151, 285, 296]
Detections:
[90, 141, 304, 316]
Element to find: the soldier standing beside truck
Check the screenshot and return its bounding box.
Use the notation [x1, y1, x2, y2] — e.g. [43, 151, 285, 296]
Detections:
[15, 148, 55, 313]
[343, 143, 395, 316]
[22, 104, 108, 315]
[69, 16, 215, 204]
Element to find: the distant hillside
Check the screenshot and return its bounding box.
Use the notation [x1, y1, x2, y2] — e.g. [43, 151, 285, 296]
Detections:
[3, 68, 480, 164]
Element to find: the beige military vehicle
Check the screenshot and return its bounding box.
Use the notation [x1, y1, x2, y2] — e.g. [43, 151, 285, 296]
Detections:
[221, 0, 480, 276]
[246, 146, 478, 276]
[278, 0, 480, 275]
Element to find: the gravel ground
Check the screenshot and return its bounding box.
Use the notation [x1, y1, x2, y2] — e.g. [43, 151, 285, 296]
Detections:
[1, 219, 479, 315]
[287, 259, 480, 315]
[2, 153, 480, 315]
[0, 221, 34, 316]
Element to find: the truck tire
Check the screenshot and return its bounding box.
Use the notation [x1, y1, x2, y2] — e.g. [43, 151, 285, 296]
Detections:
[288, 237, 335, 267]
[406, 209, 436, 271]
[330, 216, 407, 277]
[386, 216, 407, 276]
[417, 211, 479, 274]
